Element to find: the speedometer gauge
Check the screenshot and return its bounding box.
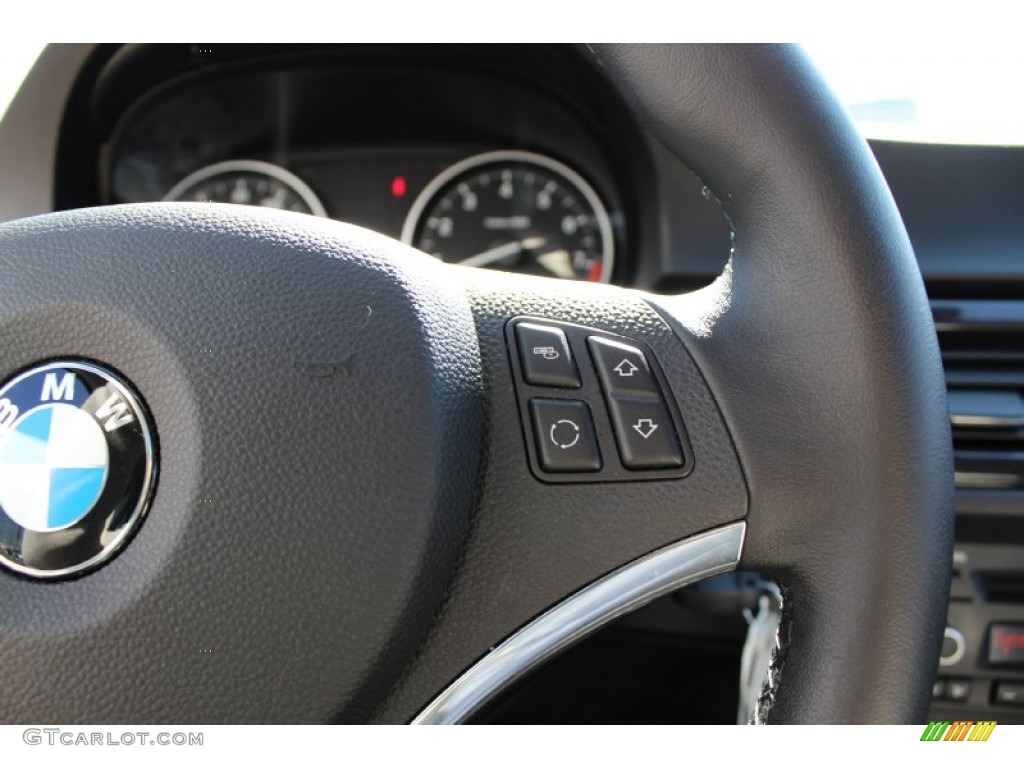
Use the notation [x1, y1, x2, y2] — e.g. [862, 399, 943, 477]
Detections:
[164, 159, 327, 217]
[401, 150, 615, 282]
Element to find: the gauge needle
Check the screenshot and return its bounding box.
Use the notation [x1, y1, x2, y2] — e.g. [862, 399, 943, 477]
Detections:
[260, 187, 288, 209]
[458, 238, 546, 268]
[536, 249, 576, 280]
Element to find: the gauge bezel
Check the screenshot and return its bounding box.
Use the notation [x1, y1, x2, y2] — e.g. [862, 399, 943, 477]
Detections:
[400, 149, 616, 283]
[163, 159, 328, 217]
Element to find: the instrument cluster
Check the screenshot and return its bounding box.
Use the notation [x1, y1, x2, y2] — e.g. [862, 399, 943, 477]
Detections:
[107, 51, 631, 283]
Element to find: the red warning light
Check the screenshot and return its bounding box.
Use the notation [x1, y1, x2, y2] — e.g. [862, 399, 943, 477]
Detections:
[391, 176, 408, 199]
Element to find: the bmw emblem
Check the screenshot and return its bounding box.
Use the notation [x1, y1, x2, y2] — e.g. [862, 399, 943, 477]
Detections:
[0, 361, 155, 579]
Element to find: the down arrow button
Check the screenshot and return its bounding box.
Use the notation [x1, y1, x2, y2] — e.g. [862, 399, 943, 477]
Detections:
[607, 396, 683, 470]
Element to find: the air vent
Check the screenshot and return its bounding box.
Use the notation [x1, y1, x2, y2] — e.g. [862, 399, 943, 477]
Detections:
[933, 299, 1024, 490]
[974, 571, 1024, 605]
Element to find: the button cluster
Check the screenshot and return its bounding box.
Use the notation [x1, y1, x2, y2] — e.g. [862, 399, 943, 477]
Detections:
[507, 318, 691, 483]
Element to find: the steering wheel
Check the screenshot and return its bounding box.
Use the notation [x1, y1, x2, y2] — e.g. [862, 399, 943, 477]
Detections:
[0, 44, 952, 724]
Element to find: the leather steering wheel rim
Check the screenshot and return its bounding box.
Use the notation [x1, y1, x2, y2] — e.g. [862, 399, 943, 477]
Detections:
[593, 44, 954, 722]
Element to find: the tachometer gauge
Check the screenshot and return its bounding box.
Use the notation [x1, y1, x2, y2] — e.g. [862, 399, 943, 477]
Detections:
[401, 150, 615, 282]
[163, 159, 327, 216]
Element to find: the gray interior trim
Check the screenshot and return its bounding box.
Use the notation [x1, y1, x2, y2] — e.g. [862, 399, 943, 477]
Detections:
[0, 44, 94, 224]
[412, 520, 746, 724]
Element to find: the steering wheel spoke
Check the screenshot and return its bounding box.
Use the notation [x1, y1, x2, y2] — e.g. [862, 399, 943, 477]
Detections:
[371, 267, 750, 722]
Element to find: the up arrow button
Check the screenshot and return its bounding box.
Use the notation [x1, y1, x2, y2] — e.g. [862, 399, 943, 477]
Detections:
[587, 336, 658, 397]
[614, 358, 639, 377]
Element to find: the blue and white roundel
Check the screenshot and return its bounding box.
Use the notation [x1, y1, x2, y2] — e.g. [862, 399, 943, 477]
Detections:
[0, 403, 109, 532]
[0, 360, 155, 579]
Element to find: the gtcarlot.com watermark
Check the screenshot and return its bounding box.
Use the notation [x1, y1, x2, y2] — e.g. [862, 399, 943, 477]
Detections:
[23, 729, 203, 747]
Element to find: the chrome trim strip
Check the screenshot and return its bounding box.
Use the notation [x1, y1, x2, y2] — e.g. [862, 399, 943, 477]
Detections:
[412, 521, 746, 724]
[951, 413, 1024, 429]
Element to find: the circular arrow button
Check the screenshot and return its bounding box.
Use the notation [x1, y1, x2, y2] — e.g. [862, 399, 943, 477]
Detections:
[549, 419, 581, 450]
[528, 399, 602, 473]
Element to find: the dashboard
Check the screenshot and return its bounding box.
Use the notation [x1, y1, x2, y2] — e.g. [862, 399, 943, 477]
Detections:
[2, 43, 1024, 724]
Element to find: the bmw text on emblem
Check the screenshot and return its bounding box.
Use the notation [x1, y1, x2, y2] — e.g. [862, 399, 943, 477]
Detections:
[0, 361, 155, 578]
